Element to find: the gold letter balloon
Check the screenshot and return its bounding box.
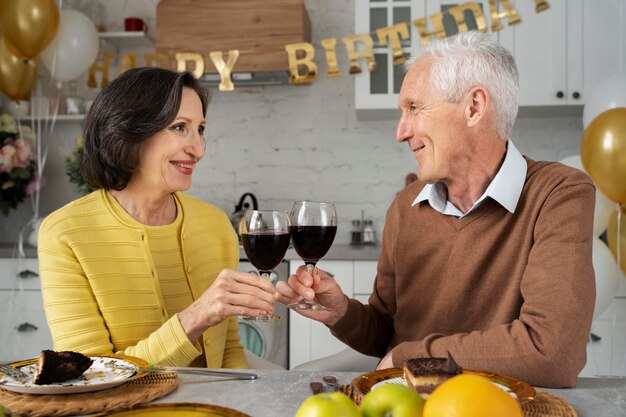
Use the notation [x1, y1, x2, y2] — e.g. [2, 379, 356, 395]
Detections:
[581, 108, 626, 204]
[0, 0, 59, 58]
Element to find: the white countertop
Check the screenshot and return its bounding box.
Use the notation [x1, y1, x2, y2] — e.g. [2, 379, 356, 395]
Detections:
[151, 370, 626, 417]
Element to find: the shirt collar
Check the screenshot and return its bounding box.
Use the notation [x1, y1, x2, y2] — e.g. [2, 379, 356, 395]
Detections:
[412, 140, 527, 216]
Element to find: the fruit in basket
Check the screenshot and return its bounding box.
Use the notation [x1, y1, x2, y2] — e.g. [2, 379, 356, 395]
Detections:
[423, 374, 522, 417]
[295, 392, 361, 417]
[360, 383, 425, 417]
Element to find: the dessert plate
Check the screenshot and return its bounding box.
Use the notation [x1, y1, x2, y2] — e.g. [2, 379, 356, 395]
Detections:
[351, 368, 535, 404]
[0, 354, 148, 394]
[93, 403, 251, 417]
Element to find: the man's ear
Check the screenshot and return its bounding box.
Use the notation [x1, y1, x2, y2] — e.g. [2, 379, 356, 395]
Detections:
[465, 86, 489, 128]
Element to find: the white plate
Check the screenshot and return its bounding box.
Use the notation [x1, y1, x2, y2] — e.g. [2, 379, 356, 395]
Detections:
[372, 376, 518, 399]
[0, 356, 138, 394]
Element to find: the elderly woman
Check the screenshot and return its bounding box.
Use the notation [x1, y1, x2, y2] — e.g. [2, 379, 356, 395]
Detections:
[38, 68, 277, 369]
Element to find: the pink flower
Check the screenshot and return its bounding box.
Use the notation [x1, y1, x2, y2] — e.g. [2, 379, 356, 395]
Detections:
[12, 138, 35, 168]
[26, 175, 46, 195]
[0, 144, 17, 172]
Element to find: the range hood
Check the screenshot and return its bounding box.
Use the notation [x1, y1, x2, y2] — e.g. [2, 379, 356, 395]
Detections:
[156, 0, 311, 86]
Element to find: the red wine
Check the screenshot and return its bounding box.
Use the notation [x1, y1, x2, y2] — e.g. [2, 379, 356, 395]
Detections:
[241, 232, 291, 273]
[289, 225, 337, 263]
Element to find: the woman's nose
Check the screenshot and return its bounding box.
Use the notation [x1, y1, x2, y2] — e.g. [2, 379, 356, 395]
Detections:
[187, 132, 206, 158]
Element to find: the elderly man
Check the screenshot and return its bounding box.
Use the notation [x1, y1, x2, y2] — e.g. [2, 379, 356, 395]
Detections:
[276, 31, 595, 388]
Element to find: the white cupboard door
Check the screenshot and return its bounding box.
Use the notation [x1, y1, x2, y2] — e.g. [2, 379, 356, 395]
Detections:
[353, 260, 378, 302]
[498, 0, 568, 106]
[579, 0, 626, 102]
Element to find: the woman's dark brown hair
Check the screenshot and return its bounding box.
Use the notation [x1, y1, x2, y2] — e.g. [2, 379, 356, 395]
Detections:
[81, 67, 209, 190]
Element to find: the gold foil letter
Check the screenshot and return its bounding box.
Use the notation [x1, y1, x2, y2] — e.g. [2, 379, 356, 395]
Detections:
[87, 51, 114, 88]
[285, 42, 317, 84]
[144, 53, 171, 69]
[376, 23, 409, 65]
[447, 2, 487, 33]
[118, 54, 138, 74]
[175, 53, 204, 79]
[412, 13, 447, 45]
[321, 38, 341, 79]
[488, 0, 521, 32]
[209, 50, 240, 92]
[534, 0, 550, 12]
[342, 34, 376, 74]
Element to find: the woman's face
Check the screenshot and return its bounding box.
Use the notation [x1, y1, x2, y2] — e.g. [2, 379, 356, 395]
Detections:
[132, 87, 206, 194]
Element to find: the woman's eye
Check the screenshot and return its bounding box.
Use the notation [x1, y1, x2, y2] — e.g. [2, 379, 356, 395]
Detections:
[170, 124, 182, 132]
[198, 126, 205, 135]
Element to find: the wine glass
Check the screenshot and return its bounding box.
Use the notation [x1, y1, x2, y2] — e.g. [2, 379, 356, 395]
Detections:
[288, 201, 337, 311]
[239, 209, 291, 321]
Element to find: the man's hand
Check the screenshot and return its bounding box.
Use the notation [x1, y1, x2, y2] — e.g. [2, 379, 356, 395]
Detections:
[376, 351, 394, 370]
[275, 265, 349, 325]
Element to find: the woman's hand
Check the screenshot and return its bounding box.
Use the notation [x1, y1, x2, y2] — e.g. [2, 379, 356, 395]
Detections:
[275, 265, 349, 326]
[178, 268, 277, 342]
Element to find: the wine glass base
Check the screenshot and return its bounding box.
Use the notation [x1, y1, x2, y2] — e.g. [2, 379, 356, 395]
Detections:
[242, 314, 283, 321]
[287, 301, 328, 311]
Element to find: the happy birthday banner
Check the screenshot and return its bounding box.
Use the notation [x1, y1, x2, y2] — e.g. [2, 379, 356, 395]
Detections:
[88, 0, 550, 91]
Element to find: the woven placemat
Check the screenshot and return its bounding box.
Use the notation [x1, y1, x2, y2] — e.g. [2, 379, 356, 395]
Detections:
[522, 390, 577, 417]
[341, 385, 576, 417]
[0, 372, 179, 417]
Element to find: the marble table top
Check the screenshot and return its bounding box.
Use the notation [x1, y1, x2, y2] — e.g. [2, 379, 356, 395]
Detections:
[151, 370, 626, 417]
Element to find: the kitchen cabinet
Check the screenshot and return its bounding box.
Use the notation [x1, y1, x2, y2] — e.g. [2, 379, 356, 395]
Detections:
[354, 0, 626, 116]
[288, 259, 378, 369]
[498, 0, 626, 108]
[0, 257, 53, 362]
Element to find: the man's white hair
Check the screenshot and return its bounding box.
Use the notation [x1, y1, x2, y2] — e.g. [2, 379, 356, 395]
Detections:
[404, 31, 519, 139]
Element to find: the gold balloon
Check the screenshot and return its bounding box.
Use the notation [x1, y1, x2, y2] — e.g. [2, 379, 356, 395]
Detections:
[0, 0, 59, 58]
[607, 206, 626, 275]
[0, 36, 38, 100]
[581, 108, 626, 204]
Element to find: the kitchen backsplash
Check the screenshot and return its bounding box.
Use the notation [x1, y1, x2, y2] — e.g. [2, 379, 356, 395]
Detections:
[0, 0, 585, 246]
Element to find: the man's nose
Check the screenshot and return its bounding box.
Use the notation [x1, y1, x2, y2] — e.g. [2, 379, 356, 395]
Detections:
[395, 114, 410, 143]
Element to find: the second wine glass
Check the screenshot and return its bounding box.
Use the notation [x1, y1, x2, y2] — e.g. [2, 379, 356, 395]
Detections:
[240, 209, 291, 321]
[288, 201, 337, 311]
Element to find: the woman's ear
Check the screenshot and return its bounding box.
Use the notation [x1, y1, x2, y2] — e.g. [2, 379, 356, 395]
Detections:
[465, 86, 489, 128]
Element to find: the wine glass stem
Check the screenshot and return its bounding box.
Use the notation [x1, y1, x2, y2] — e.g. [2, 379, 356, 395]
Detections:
[306, 263, 315, 275]
[260, 272, 270, 281]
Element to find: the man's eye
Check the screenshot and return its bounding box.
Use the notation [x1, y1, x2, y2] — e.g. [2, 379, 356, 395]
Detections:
[199, 126, 205, 135]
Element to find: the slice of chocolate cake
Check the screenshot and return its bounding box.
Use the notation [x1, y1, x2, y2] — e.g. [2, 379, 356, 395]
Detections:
[33, 350, 94, 385]
[402, 353, 462, 393]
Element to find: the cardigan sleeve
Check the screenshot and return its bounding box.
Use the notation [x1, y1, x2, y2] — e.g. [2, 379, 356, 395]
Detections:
[38, 222, 203, 367]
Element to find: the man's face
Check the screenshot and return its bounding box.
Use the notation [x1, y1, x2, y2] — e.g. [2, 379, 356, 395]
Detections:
[395, 60, 469, 185]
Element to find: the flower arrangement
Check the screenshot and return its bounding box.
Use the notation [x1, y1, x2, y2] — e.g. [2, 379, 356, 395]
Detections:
[65, 136, 93, 195]
[0, 110, 38, 216]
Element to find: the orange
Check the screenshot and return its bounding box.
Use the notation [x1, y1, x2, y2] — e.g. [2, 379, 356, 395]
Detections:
[423, 374, 523, 417]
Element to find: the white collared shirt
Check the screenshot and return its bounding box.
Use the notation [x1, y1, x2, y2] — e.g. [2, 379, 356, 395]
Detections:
[411, 140, 527, 218]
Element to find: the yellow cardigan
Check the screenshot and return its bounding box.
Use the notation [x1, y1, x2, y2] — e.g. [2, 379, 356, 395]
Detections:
[37, 189, 247, 368]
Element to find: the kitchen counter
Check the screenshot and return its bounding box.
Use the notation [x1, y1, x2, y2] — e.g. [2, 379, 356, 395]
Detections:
[1, 243, 380, 262]
[241, 244, 381, 262]
[151, 370, 626, 417]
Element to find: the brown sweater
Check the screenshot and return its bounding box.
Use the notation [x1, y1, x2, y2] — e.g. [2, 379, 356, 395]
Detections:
[330, 158, 596, 388]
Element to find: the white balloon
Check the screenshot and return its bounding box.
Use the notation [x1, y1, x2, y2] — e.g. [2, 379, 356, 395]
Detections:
[559, 155, 615, 236]
[592, 237, 620, 319]
[41, 10, 99, 82]
[582, 73, 626, 129]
